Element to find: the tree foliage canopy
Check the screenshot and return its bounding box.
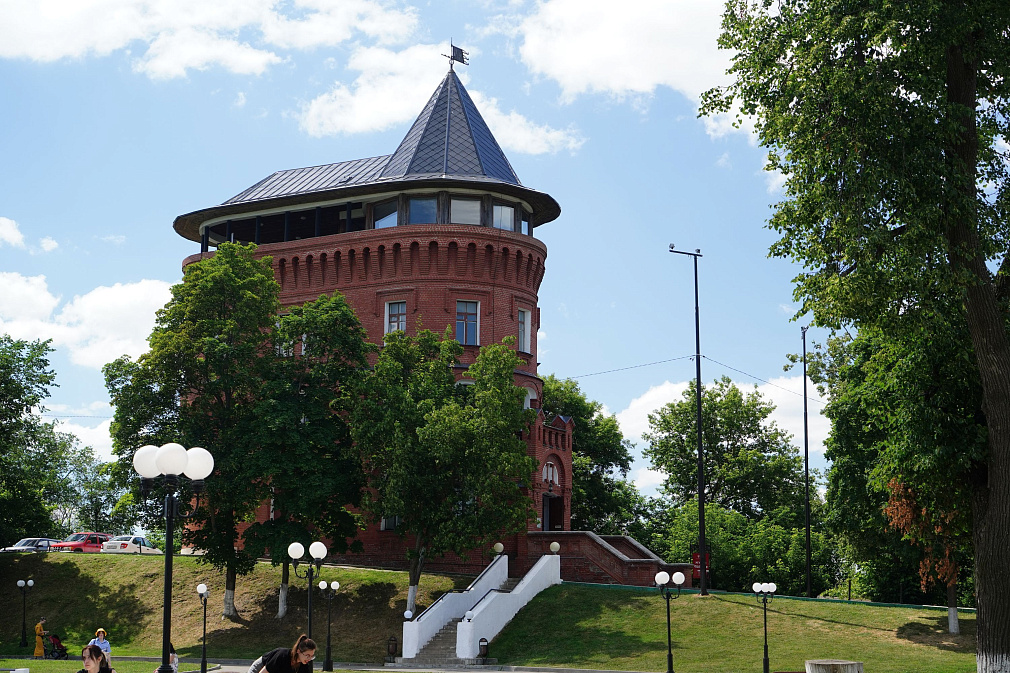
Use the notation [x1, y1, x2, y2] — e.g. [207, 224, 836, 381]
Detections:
[644, 377, 806, 526]
[105, 243, 370, 613]
[352, 329, 536, 610]
[702, 0, 1010, 661]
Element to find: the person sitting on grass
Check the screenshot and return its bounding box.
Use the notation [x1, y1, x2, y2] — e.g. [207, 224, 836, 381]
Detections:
[88, 628, 111, 663]
[80, 644, 116, 673]
[248, 634, 317, 673]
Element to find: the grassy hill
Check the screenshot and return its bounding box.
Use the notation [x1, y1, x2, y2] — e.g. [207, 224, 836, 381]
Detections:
[2, 553, 977, 672]
[0, 552, 465, 662]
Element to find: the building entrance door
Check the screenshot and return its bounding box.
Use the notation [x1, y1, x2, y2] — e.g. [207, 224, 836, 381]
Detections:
[542, 493, 564, 531]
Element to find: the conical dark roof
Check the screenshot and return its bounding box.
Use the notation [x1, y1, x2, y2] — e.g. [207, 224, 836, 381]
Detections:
[380, 70, 520, 185]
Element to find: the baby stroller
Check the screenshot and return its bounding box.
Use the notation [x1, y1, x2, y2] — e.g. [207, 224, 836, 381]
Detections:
[45, 633, 69, 660]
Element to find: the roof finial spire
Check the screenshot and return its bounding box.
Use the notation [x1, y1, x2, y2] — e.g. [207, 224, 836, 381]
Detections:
[443, 41, 468, 71]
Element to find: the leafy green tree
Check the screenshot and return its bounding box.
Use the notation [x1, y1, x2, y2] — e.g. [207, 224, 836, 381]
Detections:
[540, 375, 643, 534]
[0, 336, 64, 545]
[807, 326, 977, 619]
[702, 0, 1010, 663]
[105, 243, 369, 618]
[655, 500, 837, 595]
[644, 377, 807, 525]
[352, 330, 536, 613]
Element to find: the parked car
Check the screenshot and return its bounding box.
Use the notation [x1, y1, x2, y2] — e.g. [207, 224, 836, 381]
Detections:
[49, 532, 112, 553]
[0, 537, 61, 553]
[101, 535, 162, 554]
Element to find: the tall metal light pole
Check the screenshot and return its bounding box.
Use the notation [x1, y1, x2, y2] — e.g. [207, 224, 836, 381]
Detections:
[654, 571, 686, 673]
[289, 541, 327, 638]
[318, 580, 340, 671]
[133, 443, 215, 673]
[753, 582, 777, 673]
[17, 579, 34, 647]
[801, 326, 812, 597]
[197, 583, 209, 673]
[669, 243, 708, 595]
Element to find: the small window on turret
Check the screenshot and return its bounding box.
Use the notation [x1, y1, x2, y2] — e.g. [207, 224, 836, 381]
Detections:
[521, 211, 531, 235]
[374, 199, 397, 228]
[450, 198, 481, 225]
[408, 197, 437, 224]
[493, 204, 515, 231]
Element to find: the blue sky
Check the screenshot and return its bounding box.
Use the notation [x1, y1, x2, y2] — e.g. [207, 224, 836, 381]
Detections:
[0, 0, 829, 496]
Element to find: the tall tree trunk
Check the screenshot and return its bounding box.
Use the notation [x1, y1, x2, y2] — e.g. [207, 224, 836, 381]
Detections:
[946, 40, 1010, 673]
[277, 560, 289, 619]
[947, 582, 960, 636]
[223, 564, 238, 618]
[405, 543, 425, 615]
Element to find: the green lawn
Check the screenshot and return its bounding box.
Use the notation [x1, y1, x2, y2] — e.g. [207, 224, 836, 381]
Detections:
[2, 554, 978, 672]
[490, 584, 975, 673]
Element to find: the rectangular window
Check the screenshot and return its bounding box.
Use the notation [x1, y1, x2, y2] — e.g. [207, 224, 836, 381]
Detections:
[521, 211, 531, 235]
[386, 301, 407, 334]
[493, 204, 515, 230]
[380, 515, 402, 531]
[408, 197, 437, 224]
[518, 308, 531, 353]
[450, 198, 482, 225]
[373, 199, 397, 229]
[456, 300, 479, 346]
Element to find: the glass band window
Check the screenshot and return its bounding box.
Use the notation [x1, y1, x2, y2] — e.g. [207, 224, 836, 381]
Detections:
[408, 197, 437, 224]
[450, 198, 481, 225]
[456, 300, 479, 346]
[373, 199, 397, 228]
[493, 204, 515, 230]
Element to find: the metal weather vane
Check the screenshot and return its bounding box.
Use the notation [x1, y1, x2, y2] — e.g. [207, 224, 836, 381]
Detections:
[443, 41, 468, 70]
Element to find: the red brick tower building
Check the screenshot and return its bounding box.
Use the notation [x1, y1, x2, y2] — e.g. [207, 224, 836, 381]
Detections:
[173, 69, 578, 575]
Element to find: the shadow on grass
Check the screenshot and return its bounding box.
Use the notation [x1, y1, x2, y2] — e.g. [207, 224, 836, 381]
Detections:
[895, 615, 976, 653]
[490, 585, 664, 664]
[711, 595, 896, 634]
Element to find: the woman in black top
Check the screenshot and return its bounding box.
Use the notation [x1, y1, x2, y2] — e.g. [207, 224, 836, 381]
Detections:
[248, 634, 316, 673]
[79, 644, 117, 673]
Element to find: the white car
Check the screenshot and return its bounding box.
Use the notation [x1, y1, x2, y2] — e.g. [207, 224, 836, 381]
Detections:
[1, 537, 61, 553]
[100, 535, 162, 554]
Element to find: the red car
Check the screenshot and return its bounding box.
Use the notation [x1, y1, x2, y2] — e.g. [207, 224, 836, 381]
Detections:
[50, 532, 112, 553]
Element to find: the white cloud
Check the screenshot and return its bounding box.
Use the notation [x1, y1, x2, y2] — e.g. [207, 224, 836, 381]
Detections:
[755, 375, 830, 459]
[58, 418, 115, 462]
[100, 234, 127, 244]
[616, 379, 691, 444]
[0, 216, 26, 248]
[518, 0, 732, 104]
[234, 91, 247, 108]
[469, 90, 584, 154]
[0, 272, 171, 369]
[764, 166, 787, 194]
[299, 44, 448, 136]
[39, 236, 58, 252]
[0, 0, 418, 79]
[299, 43, 581, 153]
[716, 152, 731, 169]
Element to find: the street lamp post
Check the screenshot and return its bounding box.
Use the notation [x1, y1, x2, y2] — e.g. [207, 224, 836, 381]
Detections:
[668, 243, 708, 596]
[17, 579, 34, 647]
[801, 326, 812, 598]
[654, 571, 686, 673]
[318, 580, 340, 671]
[197, 583, 209, 673]
[752, 582, 777, 673]
[133, 443, 215, 673]
[289, 541, 327, 638]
